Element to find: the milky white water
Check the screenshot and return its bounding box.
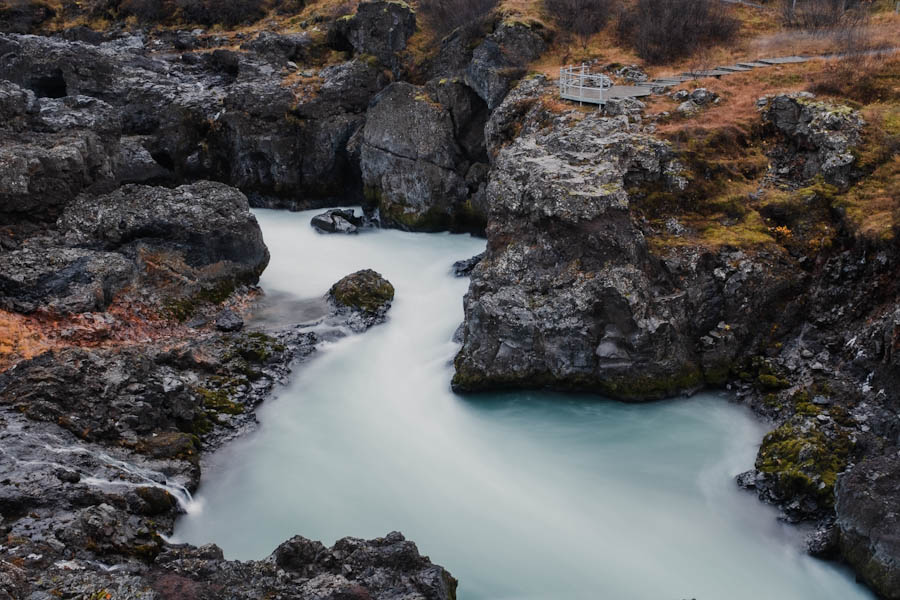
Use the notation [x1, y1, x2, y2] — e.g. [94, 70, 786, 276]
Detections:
[175, 208, 873, 600]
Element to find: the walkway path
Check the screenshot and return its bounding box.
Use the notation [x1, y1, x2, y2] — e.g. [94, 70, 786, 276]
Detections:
[563, 55, 810, 105]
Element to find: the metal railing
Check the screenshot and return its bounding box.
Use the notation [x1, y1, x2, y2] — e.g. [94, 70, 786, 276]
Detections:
[559, 64, 612, 105]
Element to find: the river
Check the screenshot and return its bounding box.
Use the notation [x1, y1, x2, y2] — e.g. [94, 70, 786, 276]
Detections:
[174, 208, 873, 600]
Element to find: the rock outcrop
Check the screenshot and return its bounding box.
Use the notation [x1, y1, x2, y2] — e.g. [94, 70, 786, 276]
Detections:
[0, 180, 268, 315]
[328, 0, 416, 74]
[359, 80, 489, 231]
[0, 31, 391, 209]
[835, 452, 900, 600]
[453, 107, 713, 398]
[465, 22, 547, 109]
[0, 80, 121, 218]
[760, 93, 865, 188]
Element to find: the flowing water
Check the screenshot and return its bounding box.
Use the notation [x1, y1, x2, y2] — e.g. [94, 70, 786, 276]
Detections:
[175, 208, 873, 600]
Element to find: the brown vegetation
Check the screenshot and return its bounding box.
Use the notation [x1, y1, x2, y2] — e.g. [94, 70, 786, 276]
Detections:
[544, 0, 613, 48]
[615, 0, 740, 64]
[417, 0, 499, 39]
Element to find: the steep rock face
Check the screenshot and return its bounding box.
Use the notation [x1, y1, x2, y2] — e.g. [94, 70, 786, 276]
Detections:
[328, 0, 416, 74]
[359, 80, 488, 231]
[0, 81, 121, 218]
[453, 111, 707, 398]
[0, 33, 391, 208]
[760, 93, 865, 188]
[465, 22, 547, 109]
[835, 453, 900, 600]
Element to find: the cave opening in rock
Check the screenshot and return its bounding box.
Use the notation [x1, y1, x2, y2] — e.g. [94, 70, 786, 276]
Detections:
[30, 69, 68, 98]
[150, 151, 176, 172]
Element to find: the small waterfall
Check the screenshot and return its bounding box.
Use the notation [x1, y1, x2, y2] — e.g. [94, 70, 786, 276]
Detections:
[1, 424, 201, 515]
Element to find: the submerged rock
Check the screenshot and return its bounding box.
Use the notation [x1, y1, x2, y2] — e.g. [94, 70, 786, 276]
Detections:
[452, 253, 484, 277]
[311, 208, 364, 234]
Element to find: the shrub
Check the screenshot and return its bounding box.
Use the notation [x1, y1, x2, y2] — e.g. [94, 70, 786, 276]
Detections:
[119, 0, 169, 23]
[615, 0, 739, 64]
[120, 0, 269, 26]
[545, 0, 614, 48]
[780, 0, 866, 31]
[418, 0, 498, 40]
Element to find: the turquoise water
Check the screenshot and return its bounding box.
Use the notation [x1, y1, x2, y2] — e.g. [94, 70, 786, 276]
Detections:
[174, 208, 873, 600]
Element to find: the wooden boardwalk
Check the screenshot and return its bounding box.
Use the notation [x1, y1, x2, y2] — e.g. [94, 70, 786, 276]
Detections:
[560, 56, 810, 106]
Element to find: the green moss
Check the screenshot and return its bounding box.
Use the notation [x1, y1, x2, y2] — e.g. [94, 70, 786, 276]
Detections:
[756, 422, 853, 508]
[164, 280, 239, 322]
[225, 332, 285, 364]
[758, 373, 790, 390]
[194, 386, 244, 415]
[331, 270, 395, 313]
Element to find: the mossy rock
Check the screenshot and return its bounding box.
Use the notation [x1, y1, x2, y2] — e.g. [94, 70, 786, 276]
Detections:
[330, 269, 395, 313]
[194, 386, 244, 415]
[756, 422, 853, 508]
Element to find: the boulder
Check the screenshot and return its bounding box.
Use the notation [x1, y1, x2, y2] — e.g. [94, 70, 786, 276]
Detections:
[329, 269, 394, 314]
[328, 0, 416, 74]
[58, 181, 269, 306]
[452, 253, 484, 277]
[215, 308, 244, 332]
[465, 22, 547, 109]
[311, 208, 363, 234]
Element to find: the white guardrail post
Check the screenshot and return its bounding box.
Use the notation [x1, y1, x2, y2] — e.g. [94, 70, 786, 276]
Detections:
[560, 64, 611, 105]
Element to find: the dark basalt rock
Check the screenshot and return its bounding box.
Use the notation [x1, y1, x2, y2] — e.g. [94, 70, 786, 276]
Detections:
[0, 33, 387, 208]
[835, 452, 900, 599]
[0, 81, 122, 218]
[465, 22, 547, 109]
[0, 243, 137, 314]
[328, 0, 416, 74]
[311, 208, 364, 234]
[452, 253, 484, 277]
[359, 81, 488, 232]
[241, 30, 313, 64]
[215, 308, 244, 332]
[59, 180, 270, 304]
[759, 93, 864, 188]
[330, 269, 395, 313]
[453, 107, 709, 399]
